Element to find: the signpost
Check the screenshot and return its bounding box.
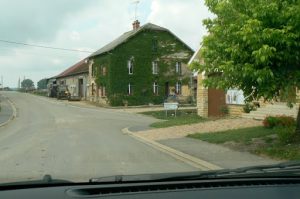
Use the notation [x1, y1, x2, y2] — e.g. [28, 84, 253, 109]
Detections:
[164, 102, 179, 117]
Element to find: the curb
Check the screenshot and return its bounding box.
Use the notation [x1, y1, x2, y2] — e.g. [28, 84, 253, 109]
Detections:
[122, 128, 222, 171]
[0, 97, 17, 128]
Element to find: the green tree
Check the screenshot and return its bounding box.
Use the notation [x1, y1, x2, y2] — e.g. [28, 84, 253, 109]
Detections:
[192, 0, 300, 132]
[21, 79, 34, 90]
[37, 78, 48, 90]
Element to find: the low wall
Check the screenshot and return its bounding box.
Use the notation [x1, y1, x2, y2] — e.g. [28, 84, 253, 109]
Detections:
[228, 104, 245, 117]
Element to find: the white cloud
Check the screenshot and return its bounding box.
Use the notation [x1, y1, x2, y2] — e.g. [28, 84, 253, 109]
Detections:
[147, 0, 213, 50]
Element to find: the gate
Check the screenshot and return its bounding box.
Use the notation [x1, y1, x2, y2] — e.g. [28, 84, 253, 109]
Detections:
[208, 88, 226, 117]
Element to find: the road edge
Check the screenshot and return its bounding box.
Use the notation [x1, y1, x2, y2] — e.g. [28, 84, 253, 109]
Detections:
[122, 127, 222, 171]
[0, 96, 17, 128]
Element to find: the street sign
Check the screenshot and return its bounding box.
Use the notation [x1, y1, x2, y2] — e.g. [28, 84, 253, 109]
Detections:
[164, 102, 178, 110]
[164, 102, 179, 117]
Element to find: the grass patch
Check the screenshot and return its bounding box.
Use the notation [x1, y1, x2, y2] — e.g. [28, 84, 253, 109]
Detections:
[140, 109, 207, 128]
[188, 126, 300, 161]
[188, 127, 275, 144]
[255, 143, 300, 160]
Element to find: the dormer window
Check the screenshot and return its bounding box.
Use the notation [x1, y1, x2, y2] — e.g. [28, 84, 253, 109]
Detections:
[128, 60, 133, 75]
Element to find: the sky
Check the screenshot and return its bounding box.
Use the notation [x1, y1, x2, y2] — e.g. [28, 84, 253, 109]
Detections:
[0, 0, 213, 88]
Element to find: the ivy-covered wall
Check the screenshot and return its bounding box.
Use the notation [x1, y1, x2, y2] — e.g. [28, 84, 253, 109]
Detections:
[92, 29, 194, 106]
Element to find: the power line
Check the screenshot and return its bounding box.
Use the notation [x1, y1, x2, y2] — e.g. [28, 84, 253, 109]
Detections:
[0, 39, 94, 53]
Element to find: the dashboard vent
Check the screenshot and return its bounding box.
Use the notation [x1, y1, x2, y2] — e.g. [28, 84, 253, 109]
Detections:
[67, 178, 300, 197]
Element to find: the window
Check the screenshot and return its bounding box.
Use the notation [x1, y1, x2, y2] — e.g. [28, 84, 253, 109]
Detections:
[91, 83, 95, 96]
[100, 86, 106, 97]
[92, 64, 97, 77]
[102, 66, 107, 76]
[153, 82, 159, 95]
[152, 61, 158, 74]
[128, 83, 133, 95]
[152, 39, 158, 52]
[128, 60, 133, 75]
[91, 64, 94, 77]
[175, 62, 182, 74]
[175, 82, 182, 95]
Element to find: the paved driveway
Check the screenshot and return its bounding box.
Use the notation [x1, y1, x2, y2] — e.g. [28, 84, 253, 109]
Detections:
[0, 92, 196, 183]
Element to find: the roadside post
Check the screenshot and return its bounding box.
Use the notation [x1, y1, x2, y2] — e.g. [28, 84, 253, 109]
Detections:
[164, 102, 179, 117]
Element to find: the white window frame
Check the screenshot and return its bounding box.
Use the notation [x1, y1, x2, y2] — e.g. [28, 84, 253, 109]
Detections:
[152, 61, 158, 74]
[128, 83, 132, 95]
[175, 62, 182, 74]
[175, 82, 182, 95]
[128, 60, 133, 75]
[153, 82, 158, 95]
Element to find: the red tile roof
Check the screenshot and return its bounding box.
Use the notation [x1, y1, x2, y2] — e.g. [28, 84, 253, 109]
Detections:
[55, 59, 89, 78]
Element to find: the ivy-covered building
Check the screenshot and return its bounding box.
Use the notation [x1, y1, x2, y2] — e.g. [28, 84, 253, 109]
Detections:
[87, 20, 194, 106]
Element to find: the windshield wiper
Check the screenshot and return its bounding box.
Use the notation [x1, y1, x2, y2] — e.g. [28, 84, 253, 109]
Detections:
[0, 175, 74, 188]
[89, 161, 300, 183]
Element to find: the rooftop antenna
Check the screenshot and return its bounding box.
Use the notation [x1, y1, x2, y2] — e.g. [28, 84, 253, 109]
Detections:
[132, 0, 140, 21]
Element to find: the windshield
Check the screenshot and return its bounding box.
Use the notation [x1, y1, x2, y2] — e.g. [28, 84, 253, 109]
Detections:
[0, 0, 299, 184]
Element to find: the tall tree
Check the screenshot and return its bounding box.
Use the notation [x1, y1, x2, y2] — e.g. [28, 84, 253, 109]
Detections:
[37, 78, 48, 90]
[192, 0, 300, 132]
[21, 79, 34, 90]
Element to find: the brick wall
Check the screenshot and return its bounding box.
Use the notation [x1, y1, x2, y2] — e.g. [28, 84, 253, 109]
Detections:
[228, 104, 245, 117]
[196, 74, 208, 117]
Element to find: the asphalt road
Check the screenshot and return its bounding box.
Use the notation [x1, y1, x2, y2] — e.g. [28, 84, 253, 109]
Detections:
[0, 92, 196, 183]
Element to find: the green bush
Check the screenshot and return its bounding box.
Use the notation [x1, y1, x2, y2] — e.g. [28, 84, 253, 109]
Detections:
[263, 116, 280, 128]
[243, 103, 255, 113]
[276, 126, 298, 144]
[220, 105, 229, 115]
[263, 115, 296, 128]
[109, 94, 124, 106]
[278, 115, 296, 127]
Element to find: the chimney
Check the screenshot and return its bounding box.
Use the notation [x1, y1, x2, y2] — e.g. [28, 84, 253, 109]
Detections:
[132, 20, 140, 30]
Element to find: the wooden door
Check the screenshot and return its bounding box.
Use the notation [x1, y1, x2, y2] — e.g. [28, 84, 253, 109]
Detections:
[208, 88, 226, 117]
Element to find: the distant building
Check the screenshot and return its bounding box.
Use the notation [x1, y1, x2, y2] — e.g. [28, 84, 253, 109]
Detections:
[49, 59, 89, 99]
[87, 20, 194, 106]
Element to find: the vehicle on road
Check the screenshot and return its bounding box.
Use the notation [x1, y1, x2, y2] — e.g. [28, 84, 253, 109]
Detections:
[56, 85, 70, 100]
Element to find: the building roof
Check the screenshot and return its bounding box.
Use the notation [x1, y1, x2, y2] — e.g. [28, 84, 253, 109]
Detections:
[55, 59, 89, 79]
[89, 23, 193, 58]
[188, 46, 201, 65]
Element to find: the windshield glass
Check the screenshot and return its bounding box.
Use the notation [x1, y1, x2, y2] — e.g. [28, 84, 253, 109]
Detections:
[0, 0, 299, 184]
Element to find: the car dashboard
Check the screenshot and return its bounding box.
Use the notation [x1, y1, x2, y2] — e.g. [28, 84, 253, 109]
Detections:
[0, 177, 300, 199]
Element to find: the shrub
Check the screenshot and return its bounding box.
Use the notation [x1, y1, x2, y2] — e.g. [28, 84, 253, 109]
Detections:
[277, 115, 296, 127]
[263, 115, 296, 128]
[220, 105, 229, 115]
[263, 116, 280, 128]
[243, 103, 255, 113]
[276, 126, 298, 144]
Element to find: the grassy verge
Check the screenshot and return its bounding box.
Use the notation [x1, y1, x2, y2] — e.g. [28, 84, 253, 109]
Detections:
[140, 109, 207, 128]
[188, 126, 300, 161]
